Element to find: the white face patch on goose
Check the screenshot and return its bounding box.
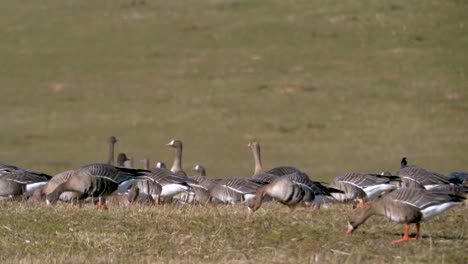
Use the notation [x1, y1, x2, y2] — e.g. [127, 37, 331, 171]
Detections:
[169, 140, 175, 146]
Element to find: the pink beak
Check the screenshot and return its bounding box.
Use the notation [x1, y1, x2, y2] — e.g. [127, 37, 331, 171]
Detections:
[346, 222, 354, 235]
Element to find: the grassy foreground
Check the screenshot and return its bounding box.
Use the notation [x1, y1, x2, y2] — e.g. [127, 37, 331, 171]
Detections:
[0, 201, 466, 263]
[0, 0, 467, 263]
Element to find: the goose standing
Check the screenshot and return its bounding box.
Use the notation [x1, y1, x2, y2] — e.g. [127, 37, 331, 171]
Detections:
[347, 188, 465, 243]
[117, 153, 133, 168]
[107, 136, 118, 165]
[247, 141, 302, 183]
[166, 139, 187, 176]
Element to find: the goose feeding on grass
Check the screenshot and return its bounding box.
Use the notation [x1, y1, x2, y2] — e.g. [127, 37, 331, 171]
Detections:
[347, 188, 465, 243]
[208, 177, 267, 204]
[247, 177, 315, 213]
[0, 163, 51, 199]
[45, 163, 149, 208]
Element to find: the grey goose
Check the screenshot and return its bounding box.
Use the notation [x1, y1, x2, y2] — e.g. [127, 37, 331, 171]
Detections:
[107, 136, 118, 165]
[248, 177, 315, 214]
[347, 188, 465, 243]
[45, 163, 149, 208]
[166, 139, 187, 177]
[0, 163, 52, 199]
[128, 167, 195, 205]
[247, 141, 302, 183]
[328, 172, 397, 206]
[395, 157, 451, 189]
[208, 177, 267, 204]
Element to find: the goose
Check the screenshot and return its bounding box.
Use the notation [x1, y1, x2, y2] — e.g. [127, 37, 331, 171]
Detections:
[347, 188, 465, 243]
[208, 177, 267, 204]
[129, 168, 195, 205]
[117, 153, 133, 168]
[248, 177, 315, 213]
[45, 163, 149, 208]
[0, 164, 52, 199]
[166, 139, 187, 176]
[248, 141, 304, 183]
[282, 172, 340, 208]
[395, 157, 451, 189]
[107, 136, 118, 165]
[31, 170, 80, 204]
[191, 165, 222, 190]
[156, 162, 167, 169]
[447, 172, 468, 185]
[328, 172, 397, 206]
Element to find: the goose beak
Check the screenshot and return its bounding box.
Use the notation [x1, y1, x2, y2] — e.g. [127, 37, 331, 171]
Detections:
[346, 222, 354, 235]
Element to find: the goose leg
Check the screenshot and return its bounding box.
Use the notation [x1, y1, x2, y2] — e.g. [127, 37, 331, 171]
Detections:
[392, 224, 410, 243]
[411, 223, 420, 240]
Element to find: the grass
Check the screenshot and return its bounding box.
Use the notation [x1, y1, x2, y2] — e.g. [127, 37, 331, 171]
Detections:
[0, 0, 467, 262]
[0, 201, 466, 263]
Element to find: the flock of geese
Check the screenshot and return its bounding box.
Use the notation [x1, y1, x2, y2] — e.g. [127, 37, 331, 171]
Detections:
[1, 136, 467, 243]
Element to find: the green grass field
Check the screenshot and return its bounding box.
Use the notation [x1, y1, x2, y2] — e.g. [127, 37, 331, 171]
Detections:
[0, 0, 467, 262]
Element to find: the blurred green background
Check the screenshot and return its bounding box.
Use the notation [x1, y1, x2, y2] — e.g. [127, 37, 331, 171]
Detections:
[1, 0, 467, 181]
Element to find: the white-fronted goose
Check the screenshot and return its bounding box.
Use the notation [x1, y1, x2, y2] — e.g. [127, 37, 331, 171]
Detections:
[166, 139, 187, 176]
[45, 163, 149, 207]
[0, 164, 51, 199]
[117, 153, 133, 168]
[107, 136, 118, 165]
[32, 170, 80, 204]
[208, 177, 267, 204]
[248, 141, 302, 183]
[347, 188, 465, 243]
[156, 162, 167, 169]
[191, 165, 222, 190]
[248, 177, 315, 213]
[282, 172, 340, 208]
[447, 172, 468, 185]
[129, 168, 194, 205]
[328, 172, 397, 206]
[395, 157, 451, 189]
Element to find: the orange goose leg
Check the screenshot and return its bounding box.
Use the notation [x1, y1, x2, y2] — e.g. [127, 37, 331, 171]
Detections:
[392, 224, 411, 243]
[411, 222, 420, 240]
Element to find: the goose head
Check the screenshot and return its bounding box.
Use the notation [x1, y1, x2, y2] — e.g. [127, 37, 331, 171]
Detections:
[108, 136, 118, 145]
[155, 162, 166, 169]
[347, 203, 374, 234]
[166, 139, 182, 149]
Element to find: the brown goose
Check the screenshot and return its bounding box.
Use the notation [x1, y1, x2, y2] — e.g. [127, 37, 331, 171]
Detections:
[107, 136, 118, 165]
[347, 188, 465, 243]
[0, 164, 51, 199]
[208, 177, 267, 204]
[328, 172, 397, 206]
[248, 177, 315, 213]
[45, 163, 149, 207]
[395, 157, 451, 189]
[166, 139, 187, 176]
